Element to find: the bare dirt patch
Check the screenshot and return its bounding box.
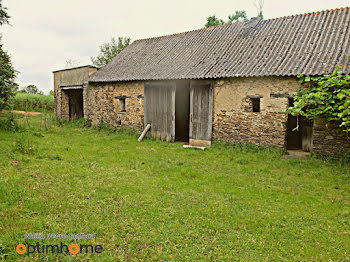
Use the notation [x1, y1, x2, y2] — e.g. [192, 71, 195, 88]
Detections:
[1, 110, 42, 116]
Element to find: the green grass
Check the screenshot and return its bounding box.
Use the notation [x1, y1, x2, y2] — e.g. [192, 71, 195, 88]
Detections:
[0, 113, 349, 261]
[10, 92, 54, 112]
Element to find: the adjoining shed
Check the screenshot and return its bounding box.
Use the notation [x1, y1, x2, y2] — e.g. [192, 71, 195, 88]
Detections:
[56, 7, 350, 154]
[53, 65, 98, 120]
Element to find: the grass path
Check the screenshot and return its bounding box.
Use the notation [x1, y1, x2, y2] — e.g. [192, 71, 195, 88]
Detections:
[0, 115, 349, 261]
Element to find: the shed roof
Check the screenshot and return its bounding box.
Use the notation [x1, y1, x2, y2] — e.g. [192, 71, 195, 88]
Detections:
[90, 7, 350, 83]
[53, 65, 98, 73]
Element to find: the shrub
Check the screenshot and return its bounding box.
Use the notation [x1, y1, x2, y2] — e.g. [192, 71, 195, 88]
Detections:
[11, 92, 54, 112]
[12, 135, 37, 154]
[0, 113, 23, 132]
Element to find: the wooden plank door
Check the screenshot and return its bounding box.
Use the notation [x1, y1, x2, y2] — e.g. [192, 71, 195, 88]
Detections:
[189, 80, 214, 147]
[144, 81, 175, 142]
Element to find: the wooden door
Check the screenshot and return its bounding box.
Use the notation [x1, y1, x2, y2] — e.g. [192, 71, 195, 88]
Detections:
[189, 80, 214, 147]
[144, 81, 175, 142]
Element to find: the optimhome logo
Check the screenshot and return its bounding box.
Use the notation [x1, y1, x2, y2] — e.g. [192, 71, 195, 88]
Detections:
[16, 242, 103, 256]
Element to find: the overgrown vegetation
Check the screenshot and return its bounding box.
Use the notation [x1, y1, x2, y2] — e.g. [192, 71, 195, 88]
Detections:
[287, 69, 350, 133]
[10, 92, 54, 112]
[0, 0, 18, 111]
[0, 112, 349, 260]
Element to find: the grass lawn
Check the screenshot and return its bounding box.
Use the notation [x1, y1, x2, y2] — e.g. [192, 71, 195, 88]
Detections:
[0, 113, 349, 261]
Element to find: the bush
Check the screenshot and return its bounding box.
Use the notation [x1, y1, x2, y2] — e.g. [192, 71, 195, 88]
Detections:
[12, 135, 37, 154]
[0, 113, 24, 132]
[11, 92, 54, 112]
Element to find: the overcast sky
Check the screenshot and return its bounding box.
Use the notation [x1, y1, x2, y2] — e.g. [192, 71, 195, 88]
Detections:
[1, 0, 350, 94]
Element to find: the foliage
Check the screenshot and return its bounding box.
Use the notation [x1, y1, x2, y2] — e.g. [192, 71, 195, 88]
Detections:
[228, 11, 248, 23]
[0, 113, 23, 132]
[0, 38, 18, 111]
[11, 92, 54, 112]
[0, 113, 349, 260]
[205, 11, 247, 27]
[91, 37, 131, 68]
[287, 69, 350, 133]
[0, 0, 10, 26]
[205, 15, 225, 27]
[0, 1, 17, 111]
[22, 84, 42, 94]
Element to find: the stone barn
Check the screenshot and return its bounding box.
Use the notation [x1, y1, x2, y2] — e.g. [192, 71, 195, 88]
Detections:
[53, 65, 98, 120]
[56, 8, 350, 154]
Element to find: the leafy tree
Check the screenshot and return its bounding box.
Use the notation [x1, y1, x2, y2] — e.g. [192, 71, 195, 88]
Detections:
[287, 69, 350, 133]
[205, 11, 248, 28]
[0, 0, 9, 25]
[23, 85, 39, 94]
[49, 90, 54, 96]
[0, 0, 18, 111]
[91, 37, 131, 68]
[205, 15, 225, 27]
[228, 11, 248, 23]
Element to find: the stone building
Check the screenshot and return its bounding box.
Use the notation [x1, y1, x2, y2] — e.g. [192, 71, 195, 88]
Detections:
[53, 65, 98, 120]
[55, 8, 350, 154]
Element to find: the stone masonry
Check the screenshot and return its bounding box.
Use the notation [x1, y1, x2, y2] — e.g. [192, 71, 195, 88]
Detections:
[212, 76, 300, 147]
[54, 66, 98, 120]
[313, 117, 350, 154]
[86, 82, 145, 132]
[54, 73, 350, 154]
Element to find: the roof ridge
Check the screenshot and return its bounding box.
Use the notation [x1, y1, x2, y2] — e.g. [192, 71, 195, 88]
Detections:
[133, 21, 245, 43]
[132, 6, 350, 43]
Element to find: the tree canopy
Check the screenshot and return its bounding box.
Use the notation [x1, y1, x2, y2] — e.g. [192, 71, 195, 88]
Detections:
[205, 11, 248, 28]
[0, 0, 9, 26]
[23, 85, 41, 95]
[0, 0, 18, 110]
[91, 37, 131, 68]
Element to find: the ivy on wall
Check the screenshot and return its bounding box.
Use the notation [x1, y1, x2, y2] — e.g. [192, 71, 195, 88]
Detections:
[287, 68, 350, 133]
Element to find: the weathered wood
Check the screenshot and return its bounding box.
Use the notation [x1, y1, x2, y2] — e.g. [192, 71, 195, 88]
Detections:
[189, 138, 211, 147]
[144, 81, 175, 142]
[189, 80, 213, 147]
[138, 124, 151, 142]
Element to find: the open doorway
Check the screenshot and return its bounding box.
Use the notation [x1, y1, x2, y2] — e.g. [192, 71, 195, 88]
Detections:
[175, 80, 190, 142]
[65, 89, 84, 120]
[286, 98, 313, 151]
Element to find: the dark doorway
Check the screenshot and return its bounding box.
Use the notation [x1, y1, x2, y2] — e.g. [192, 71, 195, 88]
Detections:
[66, 89, 84, 120]
[286, 98, 313, 151]
[175, 80, 190, 142]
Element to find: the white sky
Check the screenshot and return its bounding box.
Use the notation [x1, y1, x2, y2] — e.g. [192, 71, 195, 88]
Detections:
[1, 0, 350, 94]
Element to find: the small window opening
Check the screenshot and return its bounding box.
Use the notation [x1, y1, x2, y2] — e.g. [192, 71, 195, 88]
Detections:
[119, 98, 126, 112]
[251, 98, 260, 112]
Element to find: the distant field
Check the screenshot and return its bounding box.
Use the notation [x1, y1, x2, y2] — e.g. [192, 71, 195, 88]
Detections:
[0, 113, 349, 261]
[10, 92, 54, 112]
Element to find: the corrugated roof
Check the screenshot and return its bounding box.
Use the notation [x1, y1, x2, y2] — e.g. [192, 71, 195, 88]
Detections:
[90, 7, 350, 82]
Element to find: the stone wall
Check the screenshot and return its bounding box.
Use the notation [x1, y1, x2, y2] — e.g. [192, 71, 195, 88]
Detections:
[212, 77, 300, 147]
[86, 81, 145, 132]
[54, 66, 98, 120]
[313, 117, 350, 154]
[55, 73, 350, 154]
